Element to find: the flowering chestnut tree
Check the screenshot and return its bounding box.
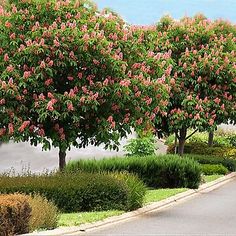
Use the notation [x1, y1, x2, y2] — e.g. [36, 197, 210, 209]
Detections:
[0, 0, 171, 169]
[155, 15, 236, 155]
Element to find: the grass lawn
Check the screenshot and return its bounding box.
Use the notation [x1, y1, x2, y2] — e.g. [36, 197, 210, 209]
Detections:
[58, 210, 124, 227]
[203, 174, 223, 183]
[144, 188, 187, 204]
[58, 174, 223, 227]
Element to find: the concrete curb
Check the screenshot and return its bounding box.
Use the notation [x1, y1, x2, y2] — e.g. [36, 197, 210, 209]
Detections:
[25, 172, 236, 236]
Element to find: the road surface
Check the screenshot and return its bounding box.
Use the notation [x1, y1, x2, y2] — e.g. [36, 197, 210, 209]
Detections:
[81, 178, 236, 235]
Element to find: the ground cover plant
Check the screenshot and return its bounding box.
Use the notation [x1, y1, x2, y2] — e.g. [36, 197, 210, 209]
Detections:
[66, 155, 202, 189]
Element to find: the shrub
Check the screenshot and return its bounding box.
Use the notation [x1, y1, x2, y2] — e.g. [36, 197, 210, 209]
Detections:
[124, 135, 157, 156]
[186, 154, 236, 172]
[66, 155, 201, 189]
[26, 194, 59, 232]
[200, 164, 228, 175]
[0, 194, 31, 235]
[112, 172, 146, 211]
[167, 142, 236, 159]
[0, 172, 145, 213]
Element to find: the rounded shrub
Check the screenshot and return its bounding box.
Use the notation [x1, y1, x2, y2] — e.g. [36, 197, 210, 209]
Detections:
[0, 172, 145, 212]
[200, 164, 228, 175]
[26, 194, 59, 231]
[0, 194, 31, 235]
[186, 154, 236, 171]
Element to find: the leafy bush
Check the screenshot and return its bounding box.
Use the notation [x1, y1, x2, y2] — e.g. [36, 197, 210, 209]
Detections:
[167, 142, 236, 159]
[112, 173, 146, 210]
[124, 135, 157, 156]
[0, 172, 145, 213]
[0, 194, 31, 235]
[186, 154, 236, 172]
[66, 155, 201, 189]
[200, 164, 228, 175]
[26, 194, 59, 232]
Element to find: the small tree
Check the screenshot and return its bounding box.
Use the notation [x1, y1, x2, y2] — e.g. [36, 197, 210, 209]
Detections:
[155, 15, 236, 155]
[0, 0, 171, 170]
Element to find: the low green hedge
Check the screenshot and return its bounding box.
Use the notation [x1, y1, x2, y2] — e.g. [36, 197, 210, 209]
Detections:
[200, 164, 228, 175]
[167, 142, 236, 159]
[66, 155, 201, 189]
[0, 172, 146, 213]
[186, 154, 236, 172]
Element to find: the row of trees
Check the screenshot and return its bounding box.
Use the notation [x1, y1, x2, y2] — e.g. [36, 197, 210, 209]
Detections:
[0, 0, 235, 169]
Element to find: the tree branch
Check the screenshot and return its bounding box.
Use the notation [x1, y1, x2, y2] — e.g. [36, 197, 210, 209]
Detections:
[186, 129, 198, 140]
[174, 130, 180, 139]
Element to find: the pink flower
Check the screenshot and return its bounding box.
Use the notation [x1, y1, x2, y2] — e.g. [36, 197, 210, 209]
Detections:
[111, 121, 116, 129]
[67, 76, 74, 81]
[53, 39, 60, 47]
[18, 121, 30, 133]
[61, 23, 66, 30]
[107, 116, 113, 123]
[40, 61, 46, 69]
[194, 113, 200, 120]
[123, 117, 129, 123]
[0, 99, 5, 105]
[0, 128, 6, 136]
[47, 92, 54, 99]
[80, 96, 85, 103]
[5, 21, 12, 28]
[45, 78, 53, 86]
[209, 119, 214, 126]
[48, 60, 54, 67]
[135, 91, 141, 97]
[8, 123, 14, 135]
[136, 118, 143, 125]
[197, 76, 202, 83]
[4, 54, 9, 62]
[214, 97, 221, 104]
[67, 103, 74, 111]
[23, 71, 31, 79]
[39, 93, 45, 100]
[83, 33, 90, 41]
[46, 101, 54, 111]
[6, 65, 14, 72]
[78, 73, 83, 79]
[120, 80, 131, 87]
[38, 128, 45, 137]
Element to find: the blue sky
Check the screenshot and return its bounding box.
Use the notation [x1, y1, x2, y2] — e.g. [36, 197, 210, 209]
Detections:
[94, 0, 236, 25]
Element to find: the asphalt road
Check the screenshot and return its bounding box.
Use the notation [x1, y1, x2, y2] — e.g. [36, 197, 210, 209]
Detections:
[81, 179, 236, 236]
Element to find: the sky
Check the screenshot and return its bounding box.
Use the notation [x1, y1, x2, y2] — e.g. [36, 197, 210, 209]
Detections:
[93, 0, 236, 25]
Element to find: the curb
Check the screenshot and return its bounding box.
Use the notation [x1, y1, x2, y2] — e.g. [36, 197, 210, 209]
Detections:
[25, 172, 236, 236]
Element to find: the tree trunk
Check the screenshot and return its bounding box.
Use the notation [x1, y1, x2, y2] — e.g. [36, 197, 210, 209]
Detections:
[178, 128, 187, 156]
[208, 131, 214, 147]
[59, 149, 66, 171]
[174, 132, 178, 154]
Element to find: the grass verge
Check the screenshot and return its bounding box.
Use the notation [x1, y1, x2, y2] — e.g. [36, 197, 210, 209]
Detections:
[58, 210, 124, 227]
[203, 174, 223, 183]
[58, 174, 224, 227]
